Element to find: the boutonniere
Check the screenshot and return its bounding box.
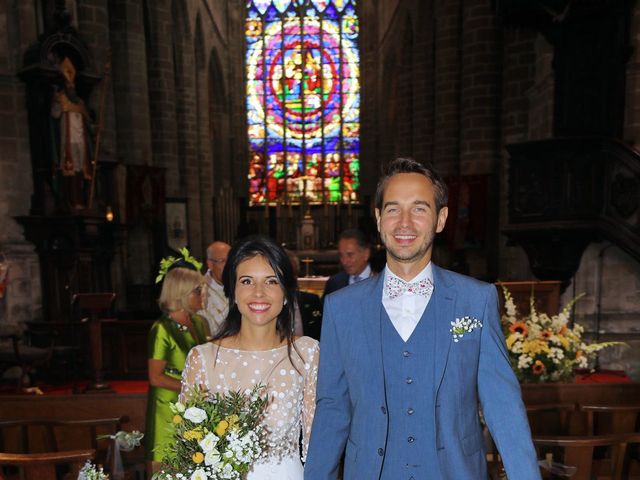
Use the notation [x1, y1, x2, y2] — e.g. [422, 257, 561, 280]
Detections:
[450, 316, 483, 342]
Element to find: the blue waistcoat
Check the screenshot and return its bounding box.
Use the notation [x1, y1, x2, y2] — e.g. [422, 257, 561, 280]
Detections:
[380, 297, 442, 480]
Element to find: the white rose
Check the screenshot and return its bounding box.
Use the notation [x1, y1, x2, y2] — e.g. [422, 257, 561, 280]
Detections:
[199, 432, 219, 453]
[184, 407, 207, 424]
[190, 468, 207, 480]
[174, 402, 186, 413]
[205, 448, 221, 466]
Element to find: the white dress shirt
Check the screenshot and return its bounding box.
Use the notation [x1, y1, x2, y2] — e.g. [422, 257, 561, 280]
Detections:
[382, 262, 434, 342]
[349, 264, 372, 285]
[200, 271, 229, 336]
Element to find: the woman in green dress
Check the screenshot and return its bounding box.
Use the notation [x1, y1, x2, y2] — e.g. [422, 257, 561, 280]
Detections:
[145, 262, 211, 472]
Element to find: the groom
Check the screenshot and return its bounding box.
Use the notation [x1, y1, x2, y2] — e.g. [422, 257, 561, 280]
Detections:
[305, 158, 540, 479]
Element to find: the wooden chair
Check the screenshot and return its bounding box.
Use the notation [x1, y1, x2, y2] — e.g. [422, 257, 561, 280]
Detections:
[579, 405, 640, 479]
[0, 417, 128, 476]
[0, 449, 94, 480]
[580, 404, 640, 435]
[527, 403, 577, 436]
[622, 433, 640, 480]
[533, 434, 628, 480]
[0, 328, 53, 392]
[25, 321, 83, 386]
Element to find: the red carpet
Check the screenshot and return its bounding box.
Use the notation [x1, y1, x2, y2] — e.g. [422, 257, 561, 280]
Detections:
[574, 369, 631, 383]
[0, 380, 149, 395]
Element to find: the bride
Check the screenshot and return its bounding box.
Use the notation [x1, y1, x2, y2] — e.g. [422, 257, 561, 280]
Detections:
[181, 235, 319, 479]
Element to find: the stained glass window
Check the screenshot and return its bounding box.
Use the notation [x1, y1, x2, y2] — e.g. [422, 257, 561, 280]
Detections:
[246, 0, 360, 205]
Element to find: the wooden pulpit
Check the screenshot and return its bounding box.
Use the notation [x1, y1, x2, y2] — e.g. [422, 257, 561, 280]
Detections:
[494, 281, 562, 316]
[72, 293, 116, 393]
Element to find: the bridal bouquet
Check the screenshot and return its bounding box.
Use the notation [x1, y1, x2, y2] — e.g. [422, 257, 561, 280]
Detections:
[500, 286, 623, 383]
[153, 385, 269, 480]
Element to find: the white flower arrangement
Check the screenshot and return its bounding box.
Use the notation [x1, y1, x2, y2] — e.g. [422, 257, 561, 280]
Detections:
[450, 316, 483, 342]
[500, 285, 624, 383]
[153, 385, 269, 480]
[78, 460, 109, 480]
[97, 430, 144, 452]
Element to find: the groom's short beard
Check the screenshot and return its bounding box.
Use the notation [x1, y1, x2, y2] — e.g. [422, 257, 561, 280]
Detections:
[383, 227, 437, 265]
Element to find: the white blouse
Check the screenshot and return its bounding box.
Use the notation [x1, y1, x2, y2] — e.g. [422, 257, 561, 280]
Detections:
[181, 336, 320, 461]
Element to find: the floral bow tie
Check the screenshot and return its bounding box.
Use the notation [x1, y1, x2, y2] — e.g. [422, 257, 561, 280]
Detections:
[384, 275, 434, 300]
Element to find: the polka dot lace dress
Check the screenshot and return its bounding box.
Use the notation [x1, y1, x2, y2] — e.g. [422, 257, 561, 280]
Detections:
[181, 336, 319, 478]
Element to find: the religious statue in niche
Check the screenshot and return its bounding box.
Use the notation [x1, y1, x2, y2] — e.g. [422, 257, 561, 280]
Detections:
[50, 56, 94, 210]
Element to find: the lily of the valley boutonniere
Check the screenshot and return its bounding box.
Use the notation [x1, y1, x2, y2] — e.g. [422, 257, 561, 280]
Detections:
[450, 316, 483, 342]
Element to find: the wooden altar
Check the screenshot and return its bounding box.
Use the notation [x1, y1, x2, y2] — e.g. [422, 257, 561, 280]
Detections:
[522, 381, 639, 406]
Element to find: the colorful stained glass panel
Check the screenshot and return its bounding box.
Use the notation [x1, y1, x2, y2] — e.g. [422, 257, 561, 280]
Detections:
[246, 0, 359, 205]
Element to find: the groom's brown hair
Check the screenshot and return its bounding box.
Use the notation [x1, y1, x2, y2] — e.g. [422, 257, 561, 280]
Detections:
[375, 157, 448, 213]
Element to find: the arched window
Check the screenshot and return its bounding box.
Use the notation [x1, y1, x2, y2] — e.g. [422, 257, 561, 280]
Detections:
[246, 0, 360, 205]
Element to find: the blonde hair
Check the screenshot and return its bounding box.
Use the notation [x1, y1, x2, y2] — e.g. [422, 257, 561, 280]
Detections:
[158, 267, 204, 314]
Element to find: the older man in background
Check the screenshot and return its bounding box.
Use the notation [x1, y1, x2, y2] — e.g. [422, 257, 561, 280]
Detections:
[322, 229, 373, 298]
[199, 240, 231, 335]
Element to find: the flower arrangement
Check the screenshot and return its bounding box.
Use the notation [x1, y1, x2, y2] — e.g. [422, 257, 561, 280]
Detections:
[153, 385, 269, 480]
[500, 286, 623, 383]
[78, 460, 109, 480]
[97, 430, 144, 451]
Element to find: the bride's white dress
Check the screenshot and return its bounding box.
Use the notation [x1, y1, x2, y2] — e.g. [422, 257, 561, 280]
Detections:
[181, 336, 319, 479]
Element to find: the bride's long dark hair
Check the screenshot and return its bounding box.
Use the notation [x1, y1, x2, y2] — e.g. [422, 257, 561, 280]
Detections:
[214, 235, 302, 368]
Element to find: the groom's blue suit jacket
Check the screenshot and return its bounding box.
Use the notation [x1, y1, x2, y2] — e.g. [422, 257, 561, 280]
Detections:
[305, 265, 541, 480]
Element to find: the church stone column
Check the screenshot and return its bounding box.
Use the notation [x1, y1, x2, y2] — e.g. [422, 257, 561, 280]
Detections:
[172, 11, 202, 255]
[412, 2, 435, 165]
[194, 25, 214, 249]
[145, 0, 179, 195]
[459, 0, 501, 175]
[0, 1, 42, 326]
[107, 0, 153, 167]
[77, 0, 118, 163]
[433, 0, 462, 176]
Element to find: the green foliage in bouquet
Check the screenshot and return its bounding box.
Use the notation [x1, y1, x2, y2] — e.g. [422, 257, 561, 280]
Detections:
[153, 384, 269, 480]
[500, 285, 624, 383]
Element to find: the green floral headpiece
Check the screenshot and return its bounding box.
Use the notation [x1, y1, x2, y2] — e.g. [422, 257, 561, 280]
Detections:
[155, 247, 203, 284]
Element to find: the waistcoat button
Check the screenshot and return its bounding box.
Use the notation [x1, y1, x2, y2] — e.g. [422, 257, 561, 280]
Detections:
[378, 448, 384, 456]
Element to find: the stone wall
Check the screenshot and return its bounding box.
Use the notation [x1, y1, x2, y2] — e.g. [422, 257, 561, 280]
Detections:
[0, 2, 40, 326]
[562, 244, 640, 380]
